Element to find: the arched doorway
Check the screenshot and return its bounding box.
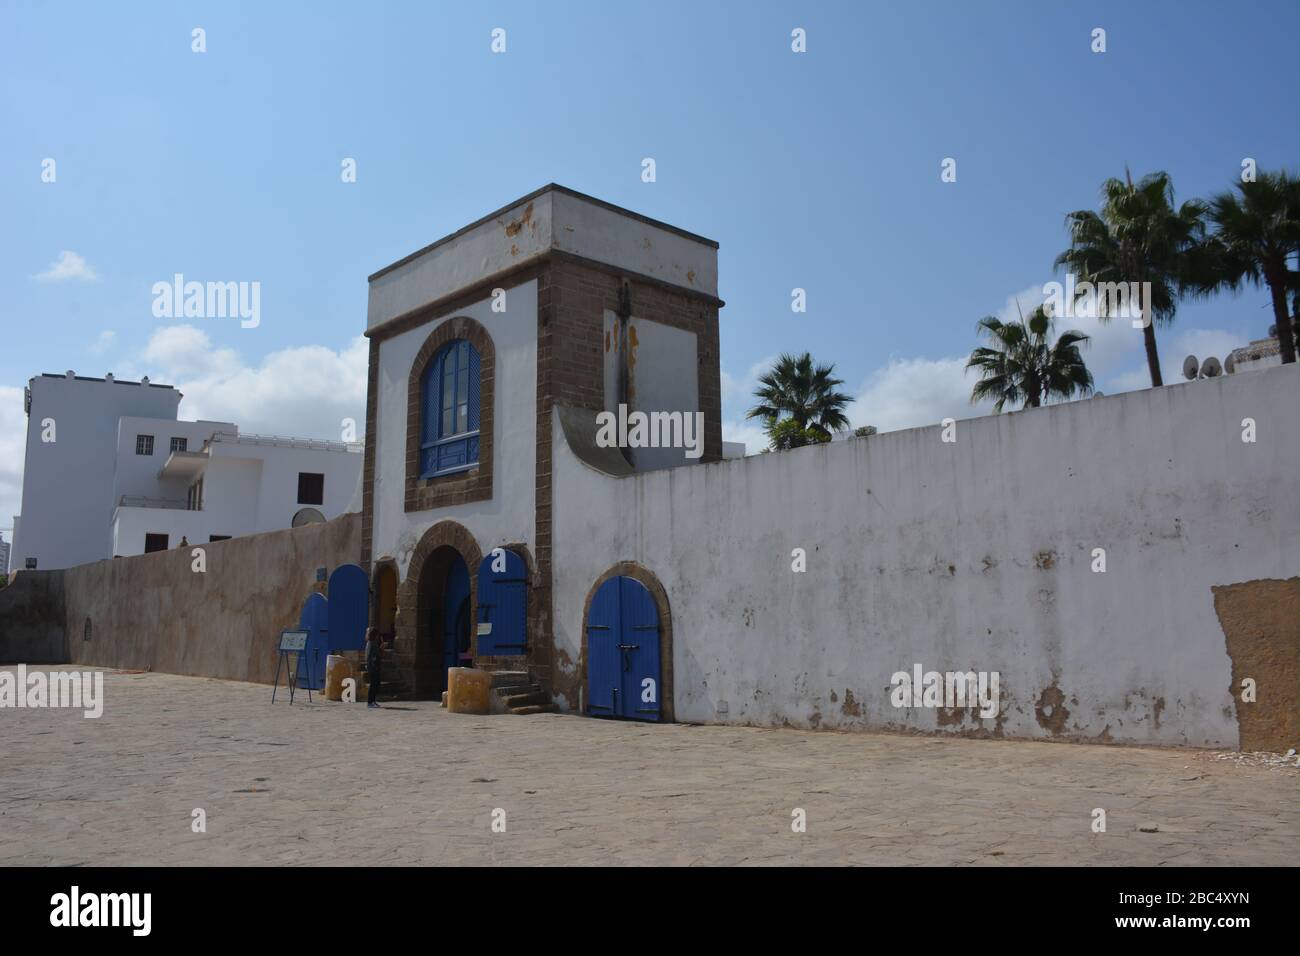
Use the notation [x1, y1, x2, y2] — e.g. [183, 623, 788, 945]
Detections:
[396, 520, 483, 700]
[414, 544, 477, 699]
[581, 564, 673, 722]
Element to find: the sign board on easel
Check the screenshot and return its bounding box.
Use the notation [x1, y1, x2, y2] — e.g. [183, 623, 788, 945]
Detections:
[272, 629, 313, 704]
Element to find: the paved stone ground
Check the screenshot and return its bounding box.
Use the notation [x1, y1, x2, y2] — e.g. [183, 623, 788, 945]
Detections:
[1, 666, 1295, 866]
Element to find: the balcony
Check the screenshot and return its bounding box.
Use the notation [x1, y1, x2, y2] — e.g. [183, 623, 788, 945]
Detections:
[116, 495, 190, 511]
[158, 449, 209, 480]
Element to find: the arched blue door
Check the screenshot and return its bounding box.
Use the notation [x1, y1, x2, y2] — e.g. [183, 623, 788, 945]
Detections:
[327, 564, 369, 652]
[297, 592, 329, 690]
[587, 576, 662, 721]
[440, 555, 470, 692]
[476, 549, 528, 656]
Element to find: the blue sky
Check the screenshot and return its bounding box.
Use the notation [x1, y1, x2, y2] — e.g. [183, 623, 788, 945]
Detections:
[2, 0, 1298, 529]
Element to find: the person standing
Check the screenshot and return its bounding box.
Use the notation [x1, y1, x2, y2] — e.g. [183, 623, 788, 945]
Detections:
[364, 626, 382, 708]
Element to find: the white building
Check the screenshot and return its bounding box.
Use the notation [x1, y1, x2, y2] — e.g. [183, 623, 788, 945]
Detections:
[1227, 334, 1283, 374]
[12, 371, 363, 570]
[0, 531, 10, 577]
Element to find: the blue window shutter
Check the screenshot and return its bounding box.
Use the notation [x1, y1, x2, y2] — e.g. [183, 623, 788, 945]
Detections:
[418, 339, 481, 477]
[420, 362, 436, 475]
[467, 343, 481, 433]
[440, 349, 455, 438]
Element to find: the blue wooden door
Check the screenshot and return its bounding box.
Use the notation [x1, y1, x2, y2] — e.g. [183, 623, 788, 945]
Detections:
[297, 592, 329, 690]
[327, 564, 369, 652]
[586, 576, 661, 721]
[476, 549, 528, 656]
[586, 578, 622, 717]
[441, 556, 470, 689]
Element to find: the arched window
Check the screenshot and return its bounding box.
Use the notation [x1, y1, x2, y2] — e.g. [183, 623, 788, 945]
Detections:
[420, 339, 480, 477]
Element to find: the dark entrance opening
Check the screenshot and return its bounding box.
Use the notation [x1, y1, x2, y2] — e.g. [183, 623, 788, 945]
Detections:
[415, 545, 472, 699]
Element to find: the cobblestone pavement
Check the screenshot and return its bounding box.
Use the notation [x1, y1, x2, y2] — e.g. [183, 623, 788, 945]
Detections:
[1, 667, 1295, 866]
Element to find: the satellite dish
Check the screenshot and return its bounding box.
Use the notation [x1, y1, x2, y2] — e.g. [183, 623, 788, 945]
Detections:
[1182, 355, 1199, 380]
[1225, 354, 1237, 374]
[1202, 356, 1222, 378]
[292, 507, 326, 527]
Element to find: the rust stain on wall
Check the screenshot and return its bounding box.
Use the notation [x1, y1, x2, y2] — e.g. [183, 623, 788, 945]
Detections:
[840, 688, 861, 717]
[1213, 576, 1300, 753]
[1034, 684, 1070, 734]
[626, 324, 639, 369]
[504, 201, 533, 238]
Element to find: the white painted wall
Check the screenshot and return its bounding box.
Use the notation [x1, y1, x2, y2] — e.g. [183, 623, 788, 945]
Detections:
[14, 375, 181, 571]
[371, 282, 539, 578]
[367, 186, 718, 332]
[108, 439, 361, 556]
[111, 507, 225, 555]
[550, 189, 717, 297]
[602, 313, 701, 472]
[550, 363, 1300, 747]
[110, 416, 235, 504]
[207, 438, 358, 532]
[189, 455, 263, 539]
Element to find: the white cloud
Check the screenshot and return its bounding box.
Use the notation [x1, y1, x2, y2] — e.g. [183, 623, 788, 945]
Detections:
[720, 354, 776, 404]
[89, 330, 117, 354]
[846, 355, 995, 434]
[1161, 328, 1249, 382]
[127, 325, 368, 441]
[33, 250, 99, 282]
[721, 417, 770, 455]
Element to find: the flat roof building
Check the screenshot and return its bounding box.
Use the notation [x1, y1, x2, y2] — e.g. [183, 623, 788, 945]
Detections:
[11, 371, 362, 571]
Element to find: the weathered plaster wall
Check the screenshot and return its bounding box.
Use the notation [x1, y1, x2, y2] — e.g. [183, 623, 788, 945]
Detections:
[59, 514, 360, 683]
[602, 312, 701, 472]
[0, 571, 68, 663]
[550, 363, 1300, 748]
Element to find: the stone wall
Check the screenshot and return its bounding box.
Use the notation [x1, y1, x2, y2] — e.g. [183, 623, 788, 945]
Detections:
[0, 514, 361, 685]
[0, 570, 68, 664]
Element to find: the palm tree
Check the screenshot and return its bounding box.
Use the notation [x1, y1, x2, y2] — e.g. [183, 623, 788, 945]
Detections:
[1201, 170, 1300, 364]
[967, 304, 1093, 412]
[746, 352, 852, 445]
[1055, 170, 1207, 387]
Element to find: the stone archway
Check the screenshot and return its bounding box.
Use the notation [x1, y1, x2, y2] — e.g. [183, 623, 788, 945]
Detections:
[393, 521, 483, 699]
[580, 562, 674, 722]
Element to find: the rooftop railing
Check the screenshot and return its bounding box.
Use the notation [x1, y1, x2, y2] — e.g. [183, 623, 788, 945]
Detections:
[208, 431, 362, 453]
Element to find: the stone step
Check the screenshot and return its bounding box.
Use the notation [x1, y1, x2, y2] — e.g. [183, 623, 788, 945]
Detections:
[509, 703, 558, 716]
[489, 670, 532, 689]
[503, 689, 550, 709]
